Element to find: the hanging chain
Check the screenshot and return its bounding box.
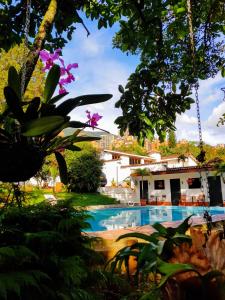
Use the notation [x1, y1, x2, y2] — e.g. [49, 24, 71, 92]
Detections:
[21, 0, 31, 98]
[187, 0, 211, 205]
[221, 87, 225, 101]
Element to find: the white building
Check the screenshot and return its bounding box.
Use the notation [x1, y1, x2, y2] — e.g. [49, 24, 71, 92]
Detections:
[101, 150, 225, 206]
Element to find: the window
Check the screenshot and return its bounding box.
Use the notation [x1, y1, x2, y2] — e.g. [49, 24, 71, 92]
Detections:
[187, 178, 201, 189]
[112, 154, 120, 160]
[154, 180, 165, 190]
[129, 157, 141, 165]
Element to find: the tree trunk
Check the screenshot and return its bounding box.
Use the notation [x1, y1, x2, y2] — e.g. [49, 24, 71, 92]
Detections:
[22, 0, 58, 92]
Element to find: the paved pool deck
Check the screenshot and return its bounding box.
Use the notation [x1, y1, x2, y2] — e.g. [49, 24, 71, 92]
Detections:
[87, 213, 225, 240]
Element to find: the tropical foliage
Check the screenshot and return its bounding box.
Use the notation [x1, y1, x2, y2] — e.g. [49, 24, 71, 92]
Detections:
[0, 200, 133, 300]
[109, 216, 225, 299]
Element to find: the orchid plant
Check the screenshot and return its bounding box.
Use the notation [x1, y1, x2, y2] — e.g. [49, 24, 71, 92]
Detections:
[0, 54, 112, 183]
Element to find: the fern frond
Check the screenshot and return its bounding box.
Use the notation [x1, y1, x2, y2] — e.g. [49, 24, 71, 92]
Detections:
[60, 256, 87, 286]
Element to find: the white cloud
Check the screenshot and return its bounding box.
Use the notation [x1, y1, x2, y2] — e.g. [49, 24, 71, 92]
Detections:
[177, 114, 197, 125]
[175, 101, 225, 145]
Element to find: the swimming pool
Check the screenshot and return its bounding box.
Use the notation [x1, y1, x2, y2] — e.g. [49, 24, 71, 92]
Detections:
[87, 206, 225, 232]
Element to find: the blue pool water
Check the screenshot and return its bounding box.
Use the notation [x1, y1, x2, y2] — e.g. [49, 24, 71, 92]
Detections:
[87, 206, 225, 232]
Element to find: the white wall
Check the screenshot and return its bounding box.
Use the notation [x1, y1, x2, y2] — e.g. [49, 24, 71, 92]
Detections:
[148, 152, 161, 162]
[102, 160, 131, 186]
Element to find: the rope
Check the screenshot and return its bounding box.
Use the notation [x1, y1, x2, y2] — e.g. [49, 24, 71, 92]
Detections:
[187, 0, 211, 207]
[21, 0, 31, 98]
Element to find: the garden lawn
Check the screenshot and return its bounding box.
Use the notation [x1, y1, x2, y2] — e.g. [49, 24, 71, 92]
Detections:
[26, 190, 118, 206]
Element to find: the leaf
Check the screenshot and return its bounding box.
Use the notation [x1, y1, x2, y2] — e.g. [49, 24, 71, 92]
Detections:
[8, 66, 21, 99]
[49, 92, 69, 104]
[221, 67, 225, 77]
[176, 215, 193, 234]
[68, 121, 89, 128]
[55, 151, 68, 184]
[54, 94, 112, 116]
[176, 7, 186, 14]
[65, 145, 81, 151]
[157, 259, 195, 287]
[71, 136, 101, 142]
[118, 85, 124, 93]
[25, 97, 40, 120]
[152, 223, 168, 236]
[4, 86, 25, 122]
[22, 116, 65, 136]
[43, 64, 61, 103]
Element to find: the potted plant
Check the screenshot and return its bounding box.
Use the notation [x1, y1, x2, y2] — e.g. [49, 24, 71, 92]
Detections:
[0, 65, 112, 183]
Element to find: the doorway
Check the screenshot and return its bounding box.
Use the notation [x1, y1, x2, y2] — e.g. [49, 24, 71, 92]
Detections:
[208, 176, 223, 206]
[140, 180, 148, 199]
[170, 179, 181, 206]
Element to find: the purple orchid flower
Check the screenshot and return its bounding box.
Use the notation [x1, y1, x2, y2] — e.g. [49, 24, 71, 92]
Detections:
[86, 110, 102, 127]
[59, 85, 67, 94]
[39, 48, 78, 95]
[39, 49, 61, 71]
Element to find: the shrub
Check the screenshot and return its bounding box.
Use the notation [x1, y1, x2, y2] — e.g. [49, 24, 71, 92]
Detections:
[66, 144, 103, 193]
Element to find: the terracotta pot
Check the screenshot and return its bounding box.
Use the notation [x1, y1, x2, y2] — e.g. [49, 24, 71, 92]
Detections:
[140, 199, 147, 206]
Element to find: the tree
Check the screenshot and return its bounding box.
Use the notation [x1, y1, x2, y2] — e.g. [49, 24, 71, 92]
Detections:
[168, 130, 177, 148]
[0, 43, 45, 112]
[66, 143, 103, 193]
[113, 0, 225, 141]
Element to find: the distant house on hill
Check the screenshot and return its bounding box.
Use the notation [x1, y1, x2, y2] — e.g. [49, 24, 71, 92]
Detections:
[101, 149, 225, 207]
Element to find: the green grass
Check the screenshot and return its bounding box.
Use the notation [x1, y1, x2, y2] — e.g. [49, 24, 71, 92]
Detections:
[25, 189, 118, 206]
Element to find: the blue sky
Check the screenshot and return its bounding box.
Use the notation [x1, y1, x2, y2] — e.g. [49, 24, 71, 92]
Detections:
[62, 17, 225, 145]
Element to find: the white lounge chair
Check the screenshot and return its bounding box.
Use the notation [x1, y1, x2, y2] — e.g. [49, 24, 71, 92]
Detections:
[44, 194, 57, 204]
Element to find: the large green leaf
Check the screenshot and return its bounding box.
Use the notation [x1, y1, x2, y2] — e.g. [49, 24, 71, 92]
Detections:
[55, 151, 68, 184]
[4, 86, 25, 122]
[157, 259, 195, 287]
[22, 116, 65, 136]
[43, 64, 61, 103]
[54, 94, 112, 116]
[8, 66, 21, 99]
